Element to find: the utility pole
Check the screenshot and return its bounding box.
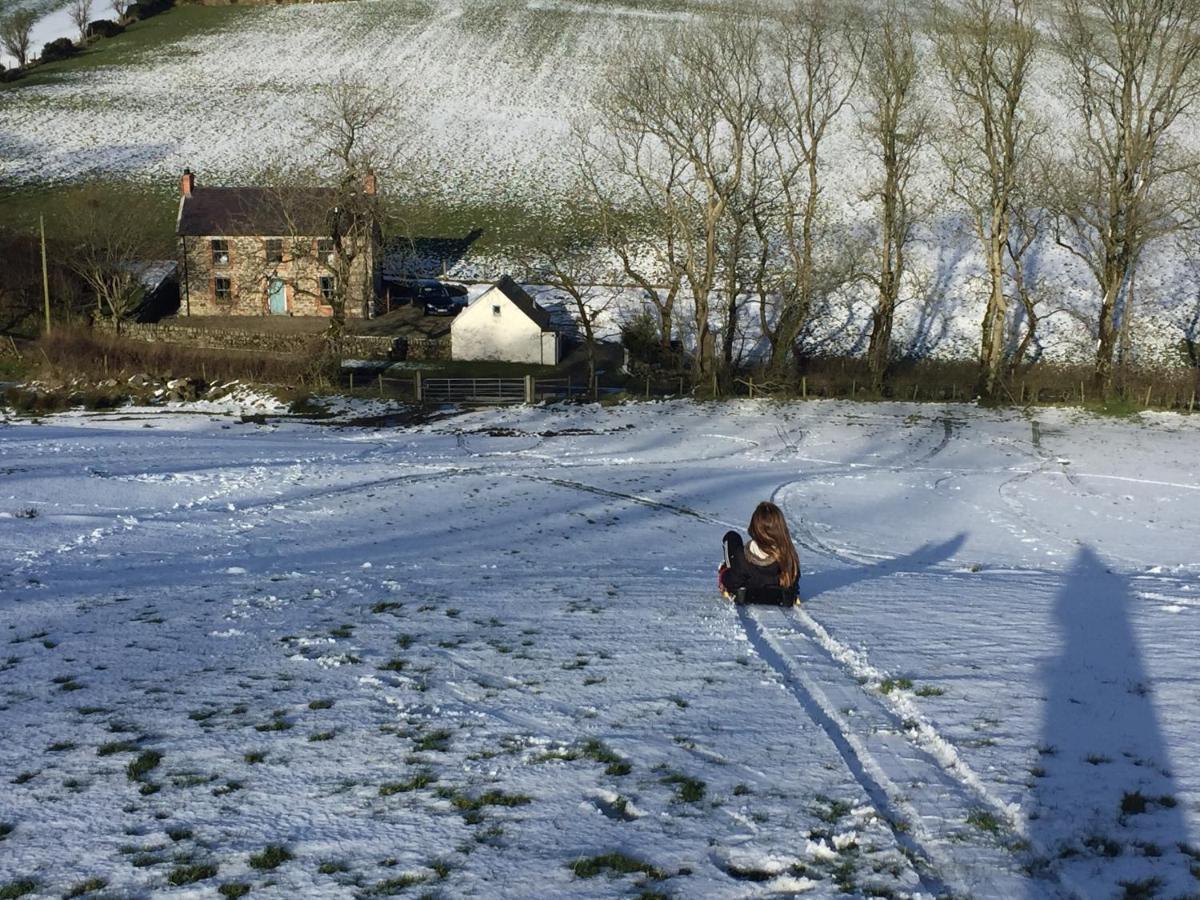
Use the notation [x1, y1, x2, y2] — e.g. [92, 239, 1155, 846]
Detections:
[40, 214, 51, 334]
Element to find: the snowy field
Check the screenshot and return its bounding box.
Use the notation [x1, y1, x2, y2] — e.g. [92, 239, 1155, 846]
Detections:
[2, 397, 1199, 898]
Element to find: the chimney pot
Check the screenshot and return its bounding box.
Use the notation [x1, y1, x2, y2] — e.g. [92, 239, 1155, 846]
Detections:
[181, 168, 195, 197]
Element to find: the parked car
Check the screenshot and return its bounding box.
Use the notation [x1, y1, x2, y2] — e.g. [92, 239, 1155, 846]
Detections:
[385, 279, 468, 316]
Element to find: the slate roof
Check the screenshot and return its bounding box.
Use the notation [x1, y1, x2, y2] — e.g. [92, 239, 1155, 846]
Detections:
[489, 275, 553, 331]
[177, 187, 338, 237]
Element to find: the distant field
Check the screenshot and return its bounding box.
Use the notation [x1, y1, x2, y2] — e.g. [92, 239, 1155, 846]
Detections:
[2, 0, 1198, 364]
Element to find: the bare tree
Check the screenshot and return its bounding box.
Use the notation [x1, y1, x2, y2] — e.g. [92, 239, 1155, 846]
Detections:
[591, 13, 769, 388]
[1050, 0, 1200, 392]
[578, 130, 685, 361]
[109, 0, 131, 23]
[69, 0, 91, 43]
[523, 212, 618, 399]
[257, 79, 396, 358]
[0, 7, 39, 67]
[60, 186, 162, 331]
[759, 0, 866, 380]
[934, 0, 1040, 399]
[860, 1, 927, 391]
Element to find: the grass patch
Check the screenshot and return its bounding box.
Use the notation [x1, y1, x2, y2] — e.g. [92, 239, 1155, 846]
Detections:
[661, 773, 706, 803]
[380, 773, 437, 795]
[1119, 877, 1164, 900]
[248, 844, 293, 870]
[368, 873, 427, 894]
[97, 740, 139, 756]
[167, 827, 193, 842]
[167, 864, 218, 886]
[413, 728, 452, 752]
[307, 698, 334, 710]
[580, 738, 631, 776]
[126, 750, 162, 781]
[378, 658, 408, 672]
[46, 740, 75, 752]
[569, 852, 666, 880]
[218, 884, 251, 898]
[371, 601, 403, 614]
[914, 685, 945, 697]
[0, 880, 38, 899]
[879, 677, 913, 695]
[966, 809, 1003, 834]
[243, 750, 266, 764]
[318, 860, 349, 875]
[63, 878, 107, 898]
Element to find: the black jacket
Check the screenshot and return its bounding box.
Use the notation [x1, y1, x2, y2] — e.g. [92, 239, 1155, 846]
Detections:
[721, 531, 799, 605]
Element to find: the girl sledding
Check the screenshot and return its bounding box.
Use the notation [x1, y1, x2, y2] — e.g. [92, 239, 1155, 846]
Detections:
[718, 501, 801, 605]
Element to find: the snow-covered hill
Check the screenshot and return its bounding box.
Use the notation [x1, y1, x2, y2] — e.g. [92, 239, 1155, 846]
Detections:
[1, 398, 1198, 897]
[2, 0, 1199, 365]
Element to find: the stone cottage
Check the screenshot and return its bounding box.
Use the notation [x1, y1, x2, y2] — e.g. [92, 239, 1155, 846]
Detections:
[175, 169, 381, 318]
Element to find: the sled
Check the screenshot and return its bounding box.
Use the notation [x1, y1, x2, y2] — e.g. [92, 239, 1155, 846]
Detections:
[721, 584, 800, 606]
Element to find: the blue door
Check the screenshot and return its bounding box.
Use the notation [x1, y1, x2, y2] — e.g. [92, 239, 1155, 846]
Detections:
[268, 278, 287, 314]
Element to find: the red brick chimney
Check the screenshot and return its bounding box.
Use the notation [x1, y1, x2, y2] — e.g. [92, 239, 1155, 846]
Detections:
[180, 168, 195, 197]
[363, 171, 377, 195]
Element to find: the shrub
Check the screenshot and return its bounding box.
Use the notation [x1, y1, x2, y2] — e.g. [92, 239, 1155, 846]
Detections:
[86, 19, 124, 38]
[40, 38, 77, 63]
[126, 0, 172, 20]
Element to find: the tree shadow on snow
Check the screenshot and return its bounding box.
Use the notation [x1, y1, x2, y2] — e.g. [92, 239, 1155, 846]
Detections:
[800, 532, 968, 602]
[1029, 546, 1193, 897]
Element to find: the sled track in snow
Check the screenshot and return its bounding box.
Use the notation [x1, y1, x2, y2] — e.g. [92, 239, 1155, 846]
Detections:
[738, 604, 1055, 898]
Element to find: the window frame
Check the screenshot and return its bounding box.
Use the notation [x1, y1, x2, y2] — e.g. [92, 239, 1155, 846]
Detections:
[214, 276, 233, 303]
[264, 238, 284, 265]
[318, 275, 335, 304]
[210, 238, 230, 267]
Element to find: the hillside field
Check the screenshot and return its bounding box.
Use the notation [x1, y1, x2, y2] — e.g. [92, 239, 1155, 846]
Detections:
[2, 0, 1199, 364]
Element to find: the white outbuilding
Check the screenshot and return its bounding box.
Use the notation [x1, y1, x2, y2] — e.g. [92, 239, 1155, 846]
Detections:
[451, 275, 560, 365]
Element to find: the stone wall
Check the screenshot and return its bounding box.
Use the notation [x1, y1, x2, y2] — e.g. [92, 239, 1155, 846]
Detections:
[94, 320, 450, 361]
[180, 233, 374, 319]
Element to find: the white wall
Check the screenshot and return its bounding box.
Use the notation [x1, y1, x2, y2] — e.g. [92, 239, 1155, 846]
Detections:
[451, 287, 557, 364]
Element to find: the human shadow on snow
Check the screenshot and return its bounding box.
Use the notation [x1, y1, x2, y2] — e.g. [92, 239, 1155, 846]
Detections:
[1029, 546, 1192, 897]
[798, 532, 967, 603]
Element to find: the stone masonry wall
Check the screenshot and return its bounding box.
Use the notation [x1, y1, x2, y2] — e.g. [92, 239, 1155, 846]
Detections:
[180, 234, 373, 319]
[94, 320, 450, 361]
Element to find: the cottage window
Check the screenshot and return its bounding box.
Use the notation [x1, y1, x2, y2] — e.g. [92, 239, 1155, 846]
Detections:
[319, 275, 335, 303]
[492, 305, 501, 316]
[316, 239, 335, 263]
[214, 277, 232, 302]
[211, 239, 230, 267]
[265, 238, 283, 264]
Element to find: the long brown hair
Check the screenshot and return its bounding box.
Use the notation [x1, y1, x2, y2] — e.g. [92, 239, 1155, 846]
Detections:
[748, 501, 799, 588]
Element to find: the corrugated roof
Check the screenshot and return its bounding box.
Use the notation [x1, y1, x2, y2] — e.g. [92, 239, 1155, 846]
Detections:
[490, 274, 553, 331]
[177, 187, 338, 237]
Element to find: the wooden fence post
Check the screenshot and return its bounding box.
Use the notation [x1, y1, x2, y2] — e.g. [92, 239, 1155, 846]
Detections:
[645, 374, 650, 399]
[414, 370, 422, 402]
[378, 373, 384, 397]
[1189, 389, 1196, 413]
[748, 376, 754, 399]
[911, 384, 918, 401]
[1144, 384, 1153, 407]
[801, 376, 807, 400]
[524, 374, 534, 404]
[349, 371, 354, 392]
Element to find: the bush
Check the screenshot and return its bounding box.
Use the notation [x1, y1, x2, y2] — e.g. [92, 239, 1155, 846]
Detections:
[126, 0, 172, 20]
[40, 38, 77, 63]
[620, 310, 683, 376]
[86, 19, 124, 38]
